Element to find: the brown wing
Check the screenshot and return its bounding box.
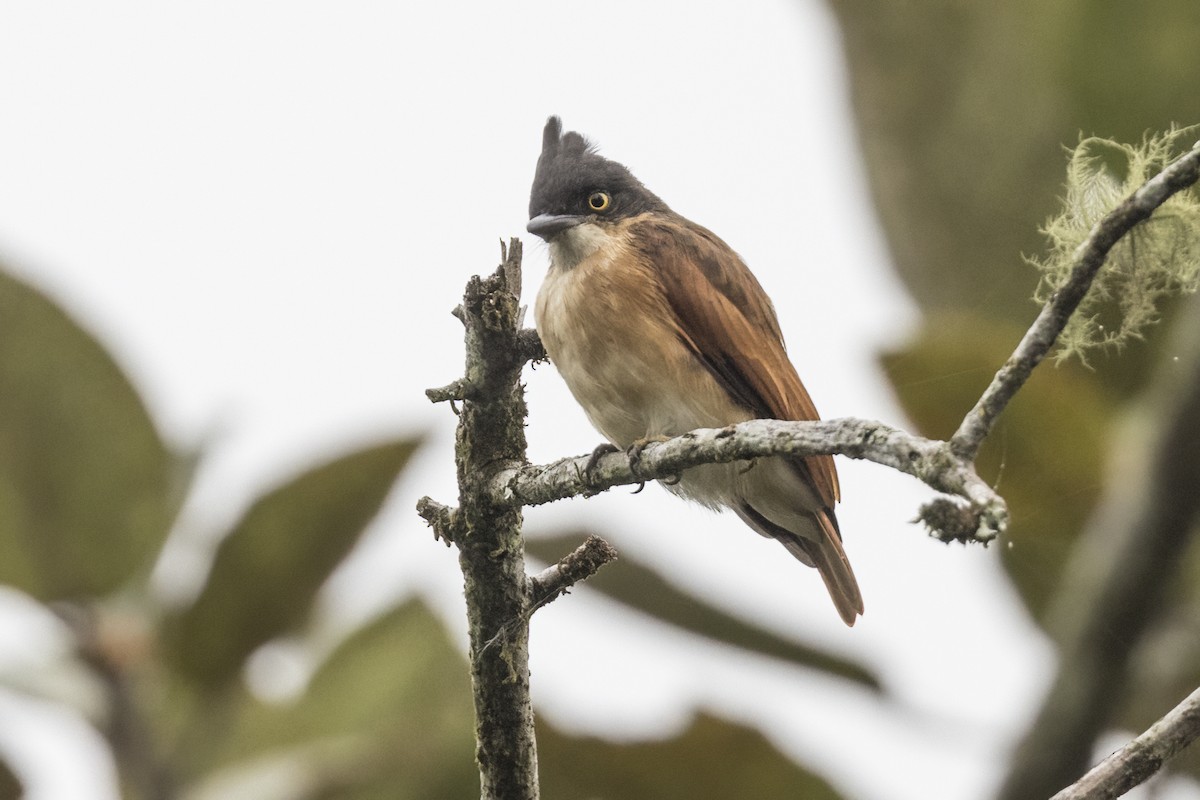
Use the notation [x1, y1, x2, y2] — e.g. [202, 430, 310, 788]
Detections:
[628, 214, 841, 508]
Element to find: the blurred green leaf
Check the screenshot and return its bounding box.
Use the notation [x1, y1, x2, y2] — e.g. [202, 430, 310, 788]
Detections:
[178, 575, 847, 799]
[0, 266, 174, 600]
[184, 598, 476, 799]
[881, 312, 1113, 622]
[0, 755, 21, 800]
[829, 0, 1200, 323]
[538, 711, 846, 800]
[164, 438, 421, 687]
[284, 597, 472, 751]
[526, 533, 881, 691]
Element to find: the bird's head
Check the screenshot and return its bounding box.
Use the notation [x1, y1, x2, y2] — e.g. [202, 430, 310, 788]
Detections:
[527, 116, 667, 249]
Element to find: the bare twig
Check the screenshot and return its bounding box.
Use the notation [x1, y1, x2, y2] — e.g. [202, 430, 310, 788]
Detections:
[526, 535, 619, 612]
[415, 496, 459, 546]
[500, 238, 522, 297]
[426, 378, 473, 404]
[950, 142, 1200, 461]
[1051, 685, 1200, 800]
[493, 417, 1005, 544]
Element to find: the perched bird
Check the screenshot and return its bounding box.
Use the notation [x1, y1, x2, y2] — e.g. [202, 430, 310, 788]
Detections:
[527, 117, 862, 625]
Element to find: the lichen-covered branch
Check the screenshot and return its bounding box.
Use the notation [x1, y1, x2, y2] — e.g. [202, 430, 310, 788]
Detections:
[426, 239, 542, 800]
[425, 378, 473, 404]
[951, 141, 1200, 461]
[415, 496, 459, 546]
[515, 327, 548, 365]
[1050, 685, 1200, 800]
[492, 417, 1005, 544]
[526, 535, 619, 613]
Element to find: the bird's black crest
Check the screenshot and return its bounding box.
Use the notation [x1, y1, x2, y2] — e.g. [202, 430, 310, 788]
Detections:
[529, 116, 667, 220]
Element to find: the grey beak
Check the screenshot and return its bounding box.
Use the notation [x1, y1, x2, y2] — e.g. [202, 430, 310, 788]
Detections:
[527, 213, 586, 241]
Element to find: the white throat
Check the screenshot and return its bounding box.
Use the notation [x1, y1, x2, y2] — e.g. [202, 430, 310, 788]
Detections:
[548, 221, 612, 271]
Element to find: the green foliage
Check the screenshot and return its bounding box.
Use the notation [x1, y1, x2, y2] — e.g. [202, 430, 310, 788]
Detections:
[538, 712, 846, 800]
[163, 439, 420, 688]
[186, 599, 480, 800]
[0, 268, 177, 599]
[1029, 128, 1200, 362]
[829, 0, 1200, 322]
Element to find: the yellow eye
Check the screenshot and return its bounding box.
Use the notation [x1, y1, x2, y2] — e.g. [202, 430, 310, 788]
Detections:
[587, 191, 611, 212]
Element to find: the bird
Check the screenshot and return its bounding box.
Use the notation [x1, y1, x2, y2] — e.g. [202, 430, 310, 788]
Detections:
[526, 117, 863, 626]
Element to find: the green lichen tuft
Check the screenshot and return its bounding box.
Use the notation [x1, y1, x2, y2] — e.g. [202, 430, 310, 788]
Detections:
[1028, 126, 1200, 364]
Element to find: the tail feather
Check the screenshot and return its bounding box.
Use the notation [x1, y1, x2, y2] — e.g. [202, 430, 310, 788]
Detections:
[738, 504, 864, 626]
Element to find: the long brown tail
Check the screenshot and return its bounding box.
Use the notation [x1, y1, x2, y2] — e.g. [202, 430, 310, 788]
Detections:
[737, 505, 864, 626]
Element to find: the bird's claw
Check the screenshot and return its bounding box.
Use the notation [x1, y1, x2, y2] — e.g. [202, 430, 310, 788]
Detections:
[626, 435, 670, 480]
[584, 442, 620, 483]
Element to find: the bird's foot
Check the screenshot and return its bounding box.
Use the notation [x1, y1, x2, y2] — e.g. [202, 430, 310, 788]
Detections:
[626, 435, 671, 480]
[583, 442, 620, 483]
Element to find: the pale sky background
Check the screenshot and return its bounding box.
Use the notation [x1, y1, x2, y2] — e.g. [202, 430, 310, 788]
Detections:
[0, 3, 1191, 800]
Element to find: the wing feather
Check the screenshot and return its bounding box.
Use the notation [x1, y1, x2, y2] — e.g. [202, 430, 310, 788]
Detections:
[629, 215, 841, 509]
